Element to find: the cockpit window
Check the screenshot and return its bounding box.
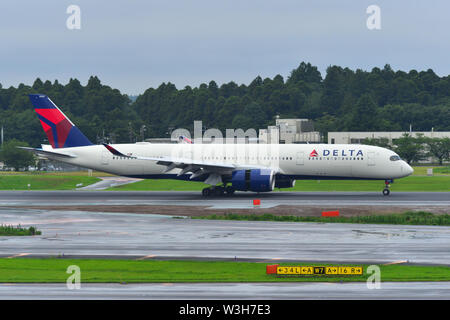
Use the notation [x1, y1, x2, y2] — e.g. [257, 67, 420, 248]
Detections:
[390, 155, 401, 161]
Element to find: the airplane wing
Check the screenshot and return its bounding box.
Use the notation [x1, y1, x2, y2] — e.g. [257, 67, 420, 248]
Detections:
[18, 147, 77, 158]
[102, 144, 280, 183]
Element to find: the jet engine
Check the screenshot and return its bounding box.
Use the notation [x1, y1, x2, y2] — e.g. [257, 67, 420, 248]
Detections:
[231, 169, 275, 192]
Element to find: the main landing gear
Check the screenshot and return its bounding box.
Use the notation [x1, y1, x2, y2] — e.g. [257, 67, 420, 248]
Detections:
[382, 179, 393, 196]
[202, 185, 235, 197]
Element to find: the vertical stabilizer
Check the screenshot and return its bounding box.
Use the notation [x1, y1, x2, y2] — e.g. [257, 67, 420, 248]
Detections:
[28, 94, 93, 148]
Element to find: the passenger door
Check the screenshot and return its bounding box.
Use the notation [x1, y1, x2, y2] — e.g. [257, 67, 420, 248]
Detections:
[101, 150, 109, 165]
[367, 152, 375, 166]
[296, 152, 304, 165]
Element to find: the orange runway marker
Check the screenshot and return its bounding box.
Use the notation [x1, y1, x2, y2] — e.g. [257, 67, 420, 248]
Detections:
[322, 210, 340, 217]
[266, 264, 279, 274]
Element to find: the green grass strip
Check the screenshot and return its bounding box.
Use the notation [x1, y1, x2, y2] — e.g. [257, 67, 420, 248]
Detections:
[0, 225, 41, 236]
[107, 175, 450, 192]
[433, 166, 450, 174]
[192, 211, 450, 226]
[0, 175, 101, 190]
[0, 168, 448, 191]
[0, 259, 448, 283]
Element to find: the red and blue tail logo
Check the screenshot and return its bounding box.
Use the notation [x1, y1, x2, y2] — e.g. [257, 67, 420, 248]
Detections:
[28, 94, 93, 148]
[178, 135, 193, 144]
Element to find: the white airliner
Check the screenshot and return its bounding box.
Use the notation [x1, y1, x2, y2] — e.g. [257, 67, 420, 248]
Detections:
[23, 94, 413, 196]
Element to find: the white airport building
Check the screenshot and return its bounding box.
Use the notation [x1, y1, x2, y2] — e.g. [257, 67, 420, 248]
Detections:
[259, 118, 322, 144]
[327, 131, 450, 144]
[146, 118, 322, 144]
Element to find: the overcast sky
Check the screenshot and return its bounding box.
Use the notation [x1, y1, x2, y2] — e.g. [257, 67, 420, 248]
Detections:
[0, 0, 449, 94]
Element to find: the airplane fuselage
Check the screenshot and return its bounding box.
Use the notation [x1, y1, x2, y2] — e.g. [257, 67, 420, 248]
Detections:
[44, 143, 413, 181]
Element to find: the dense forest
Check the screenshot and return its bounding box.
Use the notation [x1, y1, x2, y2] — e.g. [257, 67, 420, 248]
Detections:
[0, 62, 449, 147]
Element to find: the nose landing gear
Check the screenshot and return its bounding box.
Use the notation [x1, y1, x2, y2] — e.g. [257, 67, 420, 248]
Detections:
[383, 179, 393, 196]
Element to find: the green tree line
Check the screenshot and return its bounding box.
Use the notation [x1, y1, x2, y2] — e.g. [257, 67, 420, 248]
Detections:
[0, 62, 449, 148]
[363, 134, 450, 164]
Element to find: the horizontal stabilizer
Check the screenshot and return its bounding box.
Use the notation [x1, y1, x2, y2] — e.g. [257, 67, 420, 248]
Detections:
[18, 147, 77, 158]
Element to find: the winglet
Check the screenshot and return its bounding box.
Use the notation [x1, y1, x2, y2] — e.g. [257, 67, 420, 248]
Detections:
[102, 143, 127, 157]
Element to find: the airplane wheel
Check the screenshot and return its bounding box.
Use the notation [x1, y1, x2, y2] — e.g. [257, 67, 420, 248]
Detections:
[225, 186, 235, 196]
[202, 188, 211, 197]
[383, 188, 390, 196]
[214, 186, 225, 196]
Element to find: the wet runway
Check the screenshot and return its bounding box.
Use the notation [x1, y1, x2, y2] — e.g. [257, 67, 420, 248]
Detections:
[0, 208, 449, 265]
[1, 282, 449, 299]
[1, 190, 449, 300]
[0, 190, 449, 209]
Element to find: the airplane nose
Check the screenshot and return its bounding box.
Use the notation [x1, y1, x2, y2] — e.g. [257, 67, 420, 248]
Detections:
[403, 162, 414, 176]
